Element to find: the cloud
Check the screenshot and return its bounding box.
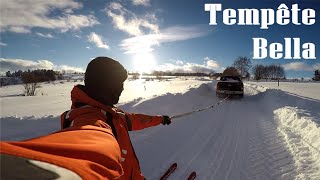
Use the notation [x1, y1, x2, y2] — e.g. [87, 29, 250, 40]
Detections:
[120, 25, 210, 54]
[86, 46, 91, 49]
[0, 59, 54, 72]
[73, 34, 82, 38]
[36, 32, 54, 38]
[282, 62, 320, 71]
[132, 0, 150, 6]
[8, 26, 31, 33]
[0, 58, 84, 74]
[0, 0, 99, 33]
[56, 65, 84, 73]
[175, 60, 184, 65]
[204, 57, 220, 69]
[0, 42, 7, 46]
[88, 32, 110, 49]
[106, 2, 210, 54]
[154, 57, 221, 74]
[106, 2, 159, 36]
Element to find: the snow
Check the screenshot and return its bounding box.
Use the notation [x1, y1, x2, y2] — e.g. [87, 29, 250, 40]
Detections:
[0, 78, 204, 117]
[247, 81, 320, 100]
[1, 77, 320, 179]
[274, 107, 320, 179]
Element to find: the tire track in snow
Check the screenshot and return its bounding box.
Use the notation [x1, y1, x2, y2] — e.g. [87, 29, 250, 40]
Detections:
[246, 117, 298, 179]
[195, 100, 247, 180]
[222, 101, 241, 180]
[200, 101, 235, 179]
[147, 93, 231, 179]
[167, 91, 299, 179]
[278, 125, 320, 178]
[187, 86, 299, 179]
[243, 87, 294, 179]
[166, 100, 233, 180]
[209, 99, 255, 180]
[197, 108, 232, 179]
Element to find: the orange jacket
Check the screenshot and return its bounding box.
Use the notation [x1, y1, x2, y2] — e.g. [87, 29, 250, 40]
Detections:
[0, 85, 164, 179]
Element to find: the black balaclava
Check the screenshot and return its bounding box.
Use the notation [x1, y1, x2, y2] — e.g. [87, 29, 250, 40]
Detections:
[84, 57, 128, 106]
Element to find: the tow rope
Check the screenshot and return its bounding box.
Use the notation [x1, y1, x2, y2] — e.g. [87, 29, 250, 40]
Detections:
[170, 95, 230, 120]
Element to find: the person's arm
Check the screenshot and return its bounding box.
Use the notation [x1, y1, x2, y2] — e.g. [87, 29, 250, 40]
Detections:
[0, 125, 124, 179]
[124, 113, 171, 131]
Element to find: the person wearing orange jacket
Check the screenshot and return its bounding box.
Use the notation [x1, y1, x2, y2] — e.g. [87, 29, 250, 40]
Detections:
[0, 56, 172, 179]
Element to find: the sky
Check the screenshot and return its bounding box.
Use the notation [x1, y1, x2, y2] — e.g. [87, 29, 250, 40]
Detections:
[0, 0, 319, 78]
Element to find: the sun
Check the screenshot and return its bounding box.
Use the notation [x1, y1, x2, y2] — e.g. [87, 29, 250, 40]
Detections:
[133, 52, 157, 74]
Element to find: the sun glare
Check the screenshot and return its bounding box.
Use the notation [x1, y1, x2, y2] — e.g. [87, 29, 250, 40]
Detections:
[133, 53, 157, 74]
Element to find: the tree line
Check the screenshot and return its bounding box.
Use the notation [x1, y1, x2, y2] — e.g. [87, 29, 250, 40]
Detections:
[5, 69, 62, 83]
[129, 56, 288, 81]
[225, 56, 286, 80]
[4, 70, 63, 96]
[129, 71, 210, 77]
[252, 64, 285, 80]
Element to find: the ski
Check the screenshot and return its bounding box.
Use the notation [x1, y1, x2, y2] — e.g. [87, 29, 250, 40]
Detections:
[160, 163, 177, 180]
[187, 172, 196, 180]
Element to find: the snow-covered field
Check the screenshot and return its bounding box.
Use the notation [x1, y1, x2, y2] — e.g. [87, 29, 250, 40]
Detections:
[1, 77, 320, 179]
[248, 81, 320, 100]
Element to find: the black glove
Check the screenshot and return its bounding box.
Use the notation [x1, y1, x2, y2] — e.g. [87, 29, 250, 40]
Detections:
[162, 115, 171, 125]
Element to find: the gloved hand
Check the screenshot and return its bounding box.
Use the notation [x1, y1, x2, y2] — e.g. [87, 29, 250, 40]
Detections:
[162, 115, 171, 125]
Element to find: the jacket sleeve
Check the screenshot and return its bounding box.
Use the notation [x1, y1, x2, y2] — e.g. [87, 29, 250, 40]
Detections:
[124, 113, 164, 131]
[0, 125, 124, 179]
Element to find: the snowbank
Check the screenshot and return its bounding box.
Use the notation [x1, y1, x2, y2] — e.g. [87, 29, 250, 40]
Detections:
[274, 106, 320, 178]
[244, 83, 267, 96]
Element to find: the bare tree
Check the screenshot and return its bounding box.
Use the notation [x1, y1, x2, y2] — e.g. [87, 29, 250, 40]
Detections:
[233, 56, 252, 78]
[131, 73, 140, 80]
[153, 71, 165, 81]
[21, 73, 41, 96]
[275, 65, 285, 80]
[252, 64, 264, 80]
[252, 64, 285, 80]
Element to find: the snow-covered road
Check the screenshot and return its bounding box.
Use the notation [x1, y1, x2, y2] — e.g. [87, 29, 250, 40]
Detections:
[1, 80, 319, 179]
[127, 83, 320, 179]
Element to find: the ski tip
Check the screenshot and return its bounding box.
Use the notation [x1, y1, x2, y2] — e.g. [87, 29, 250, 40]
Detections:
[160, 163, 178, 180]
[187, 172, 196, 180]
[172, 163, 177, 166]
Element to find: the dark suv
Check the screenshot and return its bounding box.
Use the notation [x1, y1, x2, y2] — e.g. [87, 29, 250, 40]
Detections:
[216, 76, 244, 98]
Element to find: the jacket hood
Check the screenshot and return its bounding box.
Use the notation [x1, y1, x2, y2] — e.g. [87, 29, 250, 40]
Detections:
[70, 85, 117, 115]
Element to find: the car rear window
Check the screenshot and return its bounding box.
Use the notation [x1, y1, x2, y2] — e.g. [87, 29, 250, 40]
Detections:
[220, 76, 241, 81]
